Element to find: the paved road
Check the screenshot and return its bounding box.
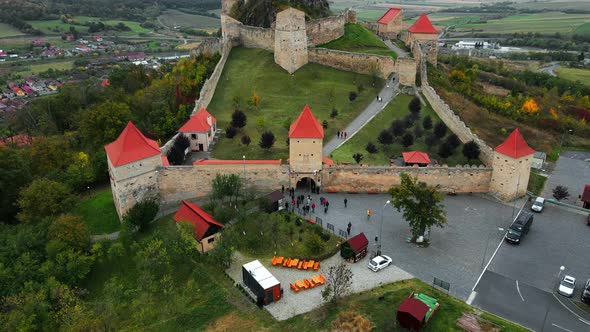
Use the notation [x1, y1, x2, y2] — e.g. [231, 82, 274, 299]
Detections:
[471, 201, 590, 331]
[323, 78, 400, 155]
[541, 151, 590, 206]
[538, 61, 561, 77]
[383, 39, 408, 58]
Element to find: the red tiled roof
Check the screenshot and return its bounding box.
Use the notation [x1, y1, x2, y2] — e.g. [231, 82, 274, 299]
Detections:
[194, 159, 282, 165]
[581, 184, 590, 202]
[161, 155, 170, 166]
[494, 128, 535, 159]
[402, 151, 431, 164]
[377, 8, 402, 24]
[0, 134, 34, 147]
[104, 121, 160, 167]
[173, 200, 224, 241]
[408, 13, 438, 34]
[347, 232, 368, 253]
[322, 156, 334, 166]
[289, 105, 324, 139]
[178, 108, 216, 132]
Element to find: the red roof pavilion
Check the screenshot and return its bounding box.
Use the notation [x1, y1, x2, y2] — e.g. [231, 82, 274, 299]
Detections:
[408, 13, 438, 34]
[289, 105, 324, 139]
[377, 8, 402, 24]
[104, 121, 160, 167]
[494, 128, 535, 159]
[402, 151, 431, 165]
[179, 108, 216, 133]
[173, 200, 224, 241]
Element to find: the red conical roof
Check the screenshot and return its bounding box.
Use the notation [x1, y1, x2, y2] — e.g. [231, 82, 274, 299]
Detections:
[289, 105, 324, 139]
[408, 13, 438, 34]
[105, 121, 161, 167]
[494, 128, 535, 159]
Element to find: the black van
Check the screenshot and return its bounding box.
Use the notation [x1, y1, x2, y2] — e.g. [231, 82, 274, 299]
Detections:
[505, 212, 533, 244]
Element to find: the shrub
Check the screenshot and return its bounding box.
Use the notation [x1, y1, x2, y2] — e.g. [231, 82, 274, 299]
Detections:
[241, 135, 251, 146]
[322, 120, 328, 129]
[552, 185, 570, 201]
[409, 97, 421, 114]
[423, 115, 433, 130]
[123, 199, 159, 232]
[391, 119, 406, 137]
[463, 140, 480, 160]
[353, 153, 364, 164]
[305, 233, 325, 255]
[259, 131, 275, 149]
[425, 133, 439, 146]
[230, 109, 247, 128]
[226, 126, 237, 138]
[378, 129, 393, 145]
[348, 91, 357, 102]
[330, 108, 339, 118]
[438, 142, 453, 158]
[402, 133, 414, 147]
[365, 142, 377, 154]
[445, 134, 461, 149]
[434, 121, 447, 138]
[403, 114, 415, 128]
[414, 125, 424, 138]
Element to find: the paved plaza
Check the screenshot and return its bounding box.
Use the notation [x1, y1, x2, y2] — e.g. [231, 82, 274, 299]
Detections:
[541, 151, 590, 206]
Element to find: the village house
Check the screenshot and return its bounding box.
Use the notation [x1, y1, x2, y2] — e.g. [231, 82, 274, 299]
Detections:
[178, 108, 217, 152]
[173, 200, 225, 253]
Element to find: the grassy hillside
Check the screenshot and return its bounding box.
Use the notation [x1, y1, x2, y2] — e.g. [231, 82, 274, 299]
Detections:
[208, 47, 383, 160]
[74, 188, 120, 234]
[320, 23, 397, 59]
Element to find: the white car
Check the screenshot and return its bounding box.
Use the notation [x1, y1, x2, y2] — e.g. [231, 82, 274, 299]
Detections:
[558, 275, 576, 297]
[531, 197, 545, 212]
[368, 255, 392, 272]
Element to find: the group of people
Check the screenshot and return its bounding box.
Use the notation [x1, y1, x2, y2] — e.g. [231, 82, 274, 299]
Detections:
[289, 194, 332, 216]
[336, 131, 348, 139]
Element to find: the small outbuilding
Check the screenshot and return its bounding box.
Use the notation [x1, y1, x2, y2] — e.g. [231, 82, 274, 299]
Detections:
[402, 151, 431, 167]
[242, 260, 283, 305]
[173, 200, 224, 253]
[531, 151, 546, 170]
[340, 232, 368, 262]
[265, 190, 286, 212]
[396, 292, 440, 331]
[178, 108, 217, 152]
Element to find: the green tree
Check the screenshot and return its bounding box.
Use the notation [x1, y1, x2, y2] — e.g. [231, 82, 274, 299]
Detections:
[46, 214, 90, 257]
[388, 173, 447, 242]
[122, 199, 159, 232]
[41, 249, 94, 285]
[79, 101, 132, 148]
[422, 115, 433, 130]
[259, 131, 275, 150]
[402, 133, 414, 148]
[0, 147, 32, 223]
[29, 136, 75, 176]
[462, 141, 481, 161]
[211, 174, 243, 203]
[17, 178, 77, 223]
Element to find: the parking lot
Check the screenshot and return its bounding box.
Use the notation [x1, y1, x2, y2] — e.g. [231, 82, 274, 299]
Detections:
[541, 151, 590, 206]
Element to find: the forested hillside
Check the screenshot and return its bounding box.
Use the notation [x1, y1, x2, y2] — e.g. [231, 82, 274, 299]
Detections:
[230, 0, 330, 28]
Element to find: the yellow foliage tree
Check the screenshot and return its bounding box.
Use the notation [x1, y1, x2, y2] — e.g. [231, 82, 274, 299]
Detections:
[550, 108, 559, 119]
[520, 98, 540, 115]
[252, 91, 260, 107]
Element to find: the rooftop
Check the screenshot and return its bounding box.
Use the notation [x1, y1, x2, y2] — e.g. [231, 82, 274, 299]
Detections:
[104, 121, 160, 167]
[178, 108, 216, 133]
[408, 13, 438, 34]
[494, 128, 535, 159]
[289, 105, 324, 139]
[377, 8, 402, 25]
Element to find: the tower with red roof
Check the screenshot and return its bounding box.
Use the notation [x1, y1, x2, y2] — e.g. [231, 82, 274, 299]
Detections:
[376, 8, 403, 39]
[490, 128, 535, 200]
[406, 13, 439, 65]
[105, 121, 163, 217]
[289, 105, 324, 187]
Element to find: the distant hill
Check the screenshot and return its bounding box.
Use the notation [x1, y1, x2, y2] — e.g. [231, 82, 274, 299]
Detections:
[230, 0, 330, 28]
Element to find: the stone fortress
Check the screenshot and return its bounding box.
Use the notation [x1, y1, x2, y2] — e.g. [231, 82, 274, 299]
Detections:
[105, 1, 535, 218]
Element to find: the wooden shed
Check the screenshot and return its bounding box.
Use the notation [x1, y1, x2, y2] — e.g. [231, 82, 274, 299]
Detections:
[340, 232, 369, 262]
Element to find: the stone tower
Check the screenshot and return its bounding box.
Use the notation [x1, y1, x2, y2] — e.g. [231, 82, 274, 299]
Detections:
[407, 13, 439, 66]
[289, 105, 324, 186]
[274, 7, 308, 74]
[490, 128, 535, 201]
[105, 121, 163, 218]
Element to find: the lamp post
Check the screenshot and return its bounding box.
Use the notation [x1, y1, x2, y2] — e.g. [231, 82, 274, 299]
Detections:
[242, 155, 246, 179]
[541, 265, 566, 331]
[378, 200, 392, 255]
[481, 227, 505, 271]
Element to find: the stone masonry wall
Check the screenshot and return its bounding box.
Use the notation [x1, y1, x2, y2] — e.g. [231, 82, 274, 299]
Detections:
[306, 14, 346, 46]
[158, 163, 289, 207]
[194, 41, 232, 113]
[239, 25, 275, 51]
[395, 57, 416, 86]
[323, 165, 492, 193]
[308, 48, 395, 78]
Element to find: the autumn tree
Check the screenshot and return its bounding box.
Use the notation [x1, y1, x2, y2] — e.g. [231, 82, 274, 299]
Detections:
[519, 98, 540, 115]
[322, 263, 353, 303]
[17, 178, 77, 223]
[251, 91, 260, 107]
[388, 173, 447, 242]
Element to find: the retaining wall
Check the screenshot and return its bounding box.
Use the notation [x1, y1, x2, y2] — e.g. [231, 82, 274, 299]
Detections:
[323, 164, 492, 193]
[308, 48, 395, 78]
[306, 14, 346, 46]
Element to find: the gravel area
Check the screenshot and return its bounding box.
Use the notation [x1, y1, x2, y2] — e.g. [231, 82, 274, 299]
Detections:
[226, 251, 413, 321]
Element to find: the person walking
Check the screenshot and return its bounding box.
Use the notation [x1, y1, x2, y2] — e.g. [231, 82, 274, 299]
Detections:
[344, 198, 348, 208]
[367, 209, 371, 220]
[325, 200, 329, 211]
[347, 221, 352, 236]
[281, 185, 285, 193]
[324, 206, 328, 214]
[337, 131, 340, 138]
[311, 203, 316, 213]
[344, 131, 348, 139]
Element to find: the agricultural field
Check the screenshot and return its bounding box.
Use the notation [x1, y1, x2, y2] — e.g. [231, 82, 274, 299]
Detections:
[207, 47, 382, 161]
[454, 12, 590, 35]
[26, 16, 150, 35]
[330, 94, 471, 166]
[556, 67, 590, 86]
[320, 23, 397, 58]
[0, 23, 25, 37]
[6, 60, 75, 77]
[512, 0, 590, 11]
[158, 9, 220, 30]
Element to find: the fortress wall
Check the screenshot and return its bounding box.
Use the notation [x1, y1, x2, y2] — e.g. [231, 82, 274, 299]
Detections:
[395, 57, 416, 86]
[323, 165, 492, 193]
[308, 48, 395, 78]
[193, 41, 232, 113]
[239, 25, 275, 51]
[158, 163, 289, 206]
[306, 14, 346, 46]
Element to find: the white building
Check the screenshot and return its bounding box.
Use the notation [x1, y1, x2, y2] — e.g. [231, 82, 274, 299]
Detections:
[452, 40, 492, 50]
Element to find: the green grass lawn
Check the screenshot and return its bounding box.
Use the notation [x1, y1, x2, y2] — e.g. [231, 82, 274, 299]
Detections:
[455, 12, 589, 34]
[74, 188, 121, 234]
[208, 47, 383, 160]
[527, 171, 547, 196]
[27, 19, 90, 35]
[330, 94, 472, 166]
[27, 16, 149, 35]
[320, 23, 397, 59]
[556, 67, 590, 86]
[0, 23, 25, 37]
[12, 60, 75, 77]
[574, 22, 590, 37]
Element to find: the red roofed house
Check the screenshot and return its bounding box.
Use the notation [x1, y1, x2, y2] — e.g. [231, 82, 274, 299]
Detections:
[377, 8, 403, 39]
[178, 108, 217, 152]
[289, 105, 324, 189]
[490, 128, 535, 200]
[402, 151, 431, 166]
[174, 200, 224, 252]
[104, 121, 162, 217]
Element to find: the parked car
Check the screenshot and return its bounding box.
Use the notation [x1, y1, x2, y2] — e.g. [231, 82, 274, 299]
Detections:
[368, 255, 392, 272]
[505, 212, 533, 244]
[558, 275, 576, 297]
[531, 197, 545, 212]
[581, 279, 590, 304]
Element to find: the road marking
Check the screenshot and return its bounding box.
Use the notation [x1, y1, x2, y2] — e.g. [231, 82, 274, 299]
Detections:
[579, 318, 590, 326]
[553, 293, 590, 324]
[515, 280, 525, 301]
[551, 323, 573, 332]
[466, 291, 476, 305]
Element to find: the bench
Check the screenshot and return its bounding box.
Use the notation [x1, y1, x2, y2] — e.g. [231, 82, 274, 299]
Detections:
[290, 283, 300, 292]
[313, 261, 320, 271]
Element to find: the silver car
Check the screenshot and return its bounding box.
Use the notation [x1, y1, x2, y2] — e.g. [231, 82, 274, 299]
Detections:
[368, 255, 392, 272]
[531, 197, 545, 212]
[558, 275, 576, 297]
